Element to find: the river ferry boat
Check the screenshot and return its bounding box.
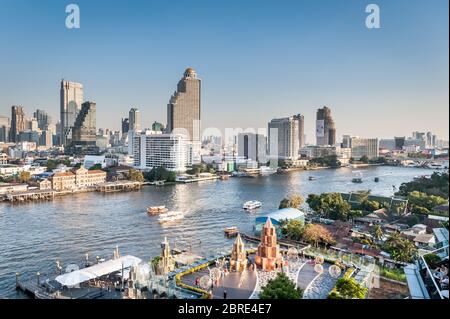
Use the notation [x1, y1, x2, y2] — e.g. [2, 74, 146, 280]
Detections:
[147, 206, 169, 215]
[243, 201, 262, 210]
[158, 211, 184, 223]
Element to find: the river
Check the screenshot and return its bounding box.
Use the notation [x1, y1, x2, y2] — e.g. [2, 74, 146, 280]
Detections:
[0, 165, 440, 298]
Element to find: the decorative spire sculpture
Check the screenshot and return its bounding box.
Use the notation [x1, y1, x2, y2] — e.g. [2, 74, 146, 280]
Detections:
[230, 234, 247, 272]
[255, 218, 283, 271]
[156, 237, 175, 275]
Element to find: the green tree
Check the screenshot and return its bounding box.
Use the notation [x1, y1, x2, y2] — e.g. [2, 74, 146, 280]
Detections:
[383, 232, 418, 263]
[372, 224, 384, 241]
[360, 155, 369, 164]
[19, 171, 31, 183]
[423, 253, 441, 268]
[129, 169, 144, 182]
[88, 163, 102, 171]
[280, 219, 304, 241]
[259, 273, 303, 299]
[361, 199, 380, 212]
[396, 172, 449, 198]
[306, 193, 352, 221]
[279, 194, 304, 209]
[328, 278, 367, 299]
[408, 191, 447, 213]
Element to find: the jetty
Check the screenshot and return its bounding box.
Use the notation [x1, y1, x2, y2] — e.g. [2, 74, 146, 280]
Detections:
[4, 189, 55, 203]
[96, 181, 142, 193]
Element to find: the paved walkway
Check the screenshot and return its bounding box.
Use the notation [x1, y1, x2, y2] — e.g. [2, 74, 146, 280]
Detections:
[297, 259, 318, 290]
[302, 263, 340, 299]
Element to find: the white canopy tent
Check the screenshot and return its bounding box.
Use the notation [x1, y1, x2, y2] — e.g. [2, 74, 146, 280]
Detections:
[55, 255, 142, 287]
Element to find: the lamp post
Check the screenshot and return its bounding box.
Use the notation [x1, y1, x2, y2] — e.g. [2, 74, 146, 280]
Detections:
[36, 272, 41, 286]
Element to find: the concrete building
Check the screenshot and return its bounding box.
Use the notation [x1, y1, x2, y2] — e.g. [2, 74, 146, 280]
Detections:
[394, 137, 406, 150]
[316, 106, 336, 146]
[60, 80, 83, 146]
[0, 116, 9, 142]
[70, 101, 98, 154]
[51, 167, 106, 191]
[350, 137, 379, 160]
[268, 116, 300, 160]
[166, 68, 201, 163]
[34, 109, 52, 130]
[133, 131, 190, 172]
[9, 106, 26, 143]
[237, 132, 267, 163]
[129, 108, 141, 131]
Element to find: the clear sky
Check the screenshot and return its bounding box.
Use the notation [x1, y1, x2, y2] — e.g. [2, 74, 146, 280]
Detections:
[0, 0, 448, 143]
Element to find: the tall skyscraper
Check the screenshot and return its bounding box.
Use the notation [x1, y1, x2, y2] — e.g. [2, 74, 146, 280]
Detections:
[9, 105, 26, 143]
[129, 108, 141, 131]
[34, 109, 52, 130]
[166, 68, 201, 143]
[70, 101, 97, 154]
[394, 137, 406, 150]
[121, 118, 130, 134]
[60, 80, 83, 146]
[268, 116, 300, 160]
[294, 114, 305, 148]
[0, 116, 10, 142]
[316, 106, 336, 146]
[237, 133, 267, 163]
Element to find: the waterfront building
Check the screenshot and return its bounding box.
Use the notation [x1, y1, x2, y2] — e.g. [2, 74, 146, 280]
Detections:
[237, 132, 267, 163]
[342, 135, 352, 148]
[255, 218, 283, 271]
[268, 116, 300, 160]
[379, 139, 395, 151]
[155, 237, 176, 275]
[166, 68, 201, 163]
[9, 106, 26, 143]
[316, 106, 336, 146]
[294, 114, 305, 148]
[74, 166, 107, 188]
[350, 137, 379, 159]
[129, 108, 141, 131]
[229, 234, 248, 272]
[51, 171, 76, 191]
[299, 145, 338, 158]
[38, 179, 52, 190]
[51, 166, 106, 191]
[405, 138, 426, 150]
[70, 101, 98, 155]
[133, 131, 190, 172]
[0, 183, 28, 195]
[60, 80, 83, 146]
[0, 116, 9, 142]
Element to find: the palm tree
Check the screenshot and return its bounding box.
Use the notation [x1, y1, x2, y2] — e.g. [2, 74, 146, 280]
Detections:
[373, 225, 383, 241]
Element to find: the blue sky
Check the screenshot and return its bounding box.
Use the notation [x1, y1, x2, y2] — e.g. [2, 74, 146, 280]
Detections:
[0, 0, 448, 142]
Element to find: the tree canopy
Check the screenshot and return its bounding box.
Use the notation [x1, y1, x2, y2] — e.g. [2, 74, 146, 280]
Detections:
[259, 273, 303, 299]
[307, 193, 352, 221]
[279, 194, 304, 210]
[328, 277, 367, 299]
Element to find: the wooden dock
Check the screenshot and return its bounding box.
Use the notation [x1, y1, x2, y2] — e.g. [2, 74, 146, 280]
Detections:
[5, 190, 55, 203]
[96, 181, 142, 193]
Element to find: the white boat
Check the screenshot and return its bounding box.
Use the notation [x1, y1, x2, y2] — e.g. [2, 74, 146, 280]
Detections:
[158, 211, 184, 223]
[260, 166, 277, 176]
[243, 201, 262, 210]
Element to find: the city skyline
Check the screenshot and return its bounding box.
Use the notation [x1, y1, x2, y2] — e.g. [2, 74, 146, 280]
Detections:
[0, 0, 448, 143]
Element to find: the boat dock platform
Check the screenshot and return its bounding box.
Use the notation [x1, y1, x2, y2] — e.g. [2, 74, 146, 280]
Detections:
[96, 181, 142, 193]
[4, 189, 55, 203]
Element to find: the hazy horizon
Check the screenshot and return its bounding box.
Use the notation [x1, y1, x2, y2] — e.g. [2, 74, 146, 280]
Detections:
[1, 0, 448, 143]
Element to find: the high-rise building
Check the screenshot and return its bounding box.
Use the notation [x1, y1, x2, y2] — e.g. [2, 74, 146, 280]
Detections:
[342, 135, 352, 148]
[166, 68, 201, 143]
[0, 116, 9, 142]
[129, 108, 141, 131]
[70, 101, 97, 154]
[316, 106, 336, 146]
[60, 80, 83, 146]
[394, 137, 406, 150]
[294, 114, 305, 148]
[27, 118, 39, 131]
[237, 133, 267, 163]
[133, 131, 190, 172]
[39, 130, 53, 148]
[121, 118, 130, 134]
[350, 137, 379, 160]
[9, 106, 26, 143]
[34, 109, 52, 130]
[268, 116, 300, 160]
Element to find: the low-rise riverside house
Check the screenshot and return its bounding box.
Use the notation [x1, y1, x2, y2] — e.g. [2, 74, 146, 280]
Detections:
[0, 183, 28, 195]
[132, 131, 190, 172]
[50, 167, 107, 191]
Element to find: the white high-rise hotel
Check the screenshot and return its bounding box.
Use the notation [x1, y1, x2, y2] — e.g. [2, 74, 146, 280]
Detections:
[60, 80, 83, 146]
[133, 132, 190, 172]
